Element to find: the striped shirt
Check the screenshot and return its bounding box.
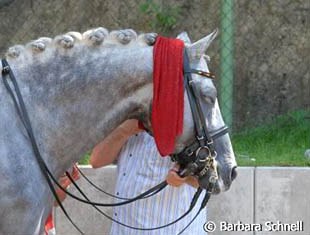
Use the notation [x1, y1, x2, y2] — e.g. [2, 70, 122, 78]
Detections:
[110, 132, 207, 235]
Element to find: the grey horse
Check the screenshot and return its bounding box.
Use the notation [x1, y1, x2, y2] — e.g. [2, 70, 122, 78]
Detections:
[0, 28, 237, 235]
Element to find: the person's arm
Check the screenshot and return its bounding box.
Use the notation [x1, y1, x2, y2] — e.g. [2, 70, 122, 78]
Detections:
[90, 119, 142, 168]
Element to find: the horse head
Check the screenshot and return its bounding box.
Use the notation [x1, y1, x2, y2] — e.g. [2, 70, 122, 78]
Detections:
[141, 30, 237, 193]
[180, 31, 237, 193]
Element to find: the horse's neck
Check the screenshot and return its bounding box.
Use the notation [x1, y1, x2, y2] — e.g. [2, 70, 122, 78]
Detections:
[5, 44, 153, 176]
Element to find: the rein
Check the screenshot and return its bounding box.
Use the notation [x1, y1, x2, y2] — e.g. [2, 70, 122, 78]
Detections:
[76, 167, 164, 200]
[1, 59, 173, 233]
[1, 59, 83, 234]
[1, 47, 228, 234]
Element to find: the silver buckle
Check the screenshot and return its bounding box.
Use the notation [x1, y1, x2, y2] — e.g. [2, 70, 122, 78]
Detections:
[197, 135, 205, 141]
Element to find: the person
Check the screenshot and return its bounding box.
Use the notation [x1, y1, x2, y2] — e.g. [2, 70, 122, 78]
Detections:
[90, 119, 207, 235]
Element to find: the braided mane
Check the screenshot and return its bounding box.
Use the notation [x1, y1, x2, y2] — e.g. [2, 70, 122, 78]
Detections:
[6, 28, 157, 59]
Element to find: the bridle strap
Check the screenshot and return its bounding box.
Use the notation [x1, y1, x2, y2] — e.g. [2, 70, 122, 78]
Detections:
[189, 69, 216, 79]
[183, 50, 215, 150]
[171, 125, 229, 165]
[1, 59, 84, 234]
[209, 125, 229, 140]
[183, 51, 204, 143]
[172, 49, 230, 183]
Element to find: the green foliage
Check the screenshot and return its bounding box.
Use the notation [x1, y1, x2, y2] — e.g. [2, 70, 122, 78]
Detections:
[232, 110, 310, 166]
[79, 152, 90, 165]
[139, 0, 180, 33]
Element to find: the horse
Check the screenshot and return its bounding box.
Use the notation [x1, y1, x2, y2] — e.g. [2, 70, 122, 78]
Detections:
[0, 27, 237, 235]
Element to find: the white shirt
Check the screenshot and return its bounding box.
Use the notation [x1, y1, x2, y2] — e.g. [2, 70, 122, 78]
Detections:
[110, 132, 207, 235]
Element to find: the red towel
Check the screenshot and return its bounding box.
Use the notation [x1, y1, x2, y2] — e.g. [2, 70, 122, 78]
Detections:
[152, 36, 184, 156]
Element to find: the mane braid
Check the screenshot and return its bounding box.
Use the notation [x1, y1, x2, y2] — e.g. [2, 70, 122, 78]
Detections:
[5, 27, 158, 59]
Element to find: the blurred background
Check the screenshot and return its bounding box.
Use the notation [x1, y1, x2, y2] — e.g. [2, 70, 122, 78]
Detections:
[0, 0, 309, 166]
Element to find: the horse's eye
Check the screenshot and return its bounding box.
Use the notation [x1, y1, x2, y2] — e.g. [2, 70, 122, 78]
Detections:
[203, 95, 216, 105]
[200, 81, 217, 105]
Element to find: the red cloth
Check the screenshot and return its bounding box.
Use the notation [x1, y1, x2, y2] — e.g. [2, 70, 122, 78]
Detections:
[152, 36, 184, 156]
[44, 212, 55, 235]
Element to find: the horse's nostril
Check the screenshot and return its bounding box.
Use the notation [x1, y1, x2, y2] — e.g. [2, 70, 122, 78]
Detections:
[231, 166, 238, 181]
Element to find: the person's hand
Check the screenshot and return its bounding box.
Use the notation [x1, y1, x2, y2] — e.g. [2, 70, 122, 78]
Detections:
[166, 164, 199, 188]
[118, 119, 143, 137]
[166, 165, 186, 187]
[54, 164, 80, 206]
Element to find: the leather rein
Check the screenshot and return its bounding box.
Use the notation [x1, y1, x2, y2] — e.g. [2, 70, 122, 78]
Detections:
[1, 48, 228, 234]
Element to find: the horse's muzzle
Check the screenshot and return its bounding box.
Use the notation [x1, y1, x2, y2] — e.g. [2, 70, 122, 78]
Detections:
[198, 163, 237, 193]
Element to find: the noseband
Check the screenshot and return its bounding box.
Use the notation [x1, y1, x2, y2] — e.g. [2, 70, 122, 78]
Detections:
[172, 50, 229, 189]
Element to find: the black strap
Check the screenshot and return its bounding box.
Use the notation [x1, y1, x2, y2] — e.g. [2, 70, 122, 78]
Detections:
[54, 173, 168, 207]
[183, 53, 205, 146]
[1, 59, 84, 234]
[177, 190, 212, 235]
[210, 125, 229, 140]
[172, 125, 229, 165]
[77, 167, 132, 200]
[68, 170, 204, 232]
[183, 50, 214, 149]
[76, 167, 165, 200]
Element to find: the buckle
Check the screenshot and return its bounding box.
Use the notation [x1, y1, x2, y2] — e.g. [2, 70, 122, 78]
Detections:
[197, 135, 204, 141]
[191, 69, 216, 79]
[207, 139, 213, 145]
[2, 65, 10, 75]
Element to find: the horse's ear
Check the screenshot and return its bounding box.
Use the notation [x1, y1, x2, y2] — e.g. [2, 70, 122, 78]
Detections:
[187, 29, 218, 59]
[177, 31, 191, 44]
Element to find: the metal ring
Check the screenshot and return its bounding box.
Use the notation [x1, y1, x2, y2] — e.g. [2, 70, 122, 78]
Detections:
[195, 146, 211, 162]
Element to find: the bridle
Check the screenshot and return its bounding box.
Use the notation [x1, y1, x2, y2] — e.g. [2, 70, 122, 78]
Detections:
[172, 50, 229, 185]
[1, 48, 229, 234]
